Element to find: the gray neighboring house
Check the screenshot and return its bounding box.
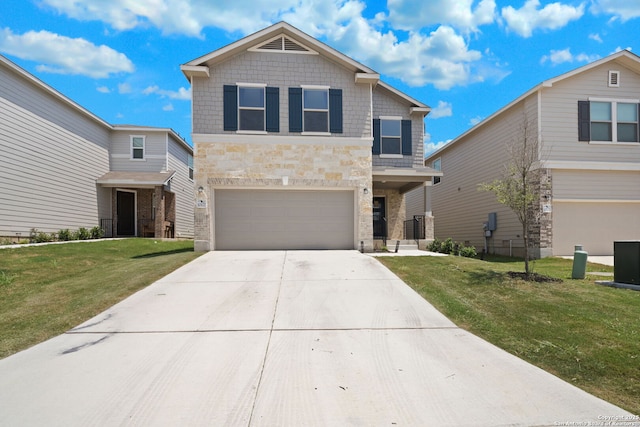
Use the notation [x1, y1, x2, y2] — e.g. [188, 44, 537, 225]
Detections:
[415, 50, 640, 257]
[0, 54, 194, 241]
[180, 22, 440, 252]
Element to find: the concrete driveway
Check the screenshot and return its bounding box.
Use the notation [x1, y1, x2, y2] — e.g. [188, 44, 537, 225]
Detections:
[0, 250, 632, 426]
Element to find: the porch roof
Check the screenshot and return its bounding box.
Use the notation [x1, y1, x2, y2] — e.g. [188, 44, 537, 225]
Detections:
[372, 167, 442, 194]
[96, 171, 176, 188]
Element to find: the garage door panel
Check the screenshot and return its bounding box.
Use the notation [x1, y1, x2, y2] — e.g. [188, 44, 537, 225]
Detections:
[553, 202, 640, 256]
[215, 190, 354, 250]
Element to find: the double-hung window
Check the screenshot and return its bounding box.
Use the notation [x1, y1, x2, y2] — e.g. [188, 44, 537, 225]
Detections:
[131, 136, 145, 160]
[380, 118, 402, 155]
[579, 99, 640, 143]
[432, 158, 441, 185]
[187, 154, 194, 180]
[238, 85, 265, 131]
[223, 84, 279, 132]
[303, 88, 329, 133]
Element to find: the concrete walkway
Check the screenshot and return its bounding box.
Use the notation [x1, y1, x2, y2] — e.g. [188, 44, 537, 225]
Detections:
[0, 251, 632, 426]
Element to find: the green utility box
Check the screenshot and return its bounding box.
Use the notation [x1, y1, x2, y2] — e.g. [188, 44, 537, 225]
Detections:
[614, 241, 640, 285]
[571, 245, 588, 279]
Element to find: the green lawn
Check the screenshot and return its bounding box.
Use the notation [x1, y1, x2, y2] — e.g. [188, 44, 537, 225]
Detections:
[378, 255, 640, 415]
[0, 239, 201, 359]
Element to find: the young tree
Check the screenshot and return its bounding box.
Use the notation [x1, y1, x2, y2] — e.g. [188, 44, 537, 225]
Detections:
[479, 113, 543, 278]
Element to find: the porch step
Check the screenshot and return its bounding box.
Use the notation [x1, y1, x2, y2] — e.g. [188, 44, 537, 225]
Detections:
[374, 239, 420, 251]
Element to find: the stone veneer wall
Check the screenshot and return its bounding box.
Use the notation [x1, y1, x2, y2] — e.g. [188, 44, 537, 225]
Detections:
[194, 138, 373, 251]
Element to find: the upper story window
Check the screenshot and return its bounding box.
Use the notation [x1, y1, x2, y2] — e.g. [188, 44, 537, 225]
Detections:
[372, 118, 412, 157]
[303, 88, 329, 132]
[131, 136, 145, 160]
[578, 99, 640, 143]
[380, 118, 402, 155]
[432, 158, 441, 185]
[238, 86, 265, 131]
[187, 154, 194, 180]
[289, 86, 343, 134]
[223, 84, 279, 133]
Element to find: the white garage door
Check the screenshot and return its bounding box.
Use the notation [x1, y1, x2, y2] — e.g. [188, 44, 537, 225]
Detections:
[215, 189, 355, 250]
[553, 202, 640, 255]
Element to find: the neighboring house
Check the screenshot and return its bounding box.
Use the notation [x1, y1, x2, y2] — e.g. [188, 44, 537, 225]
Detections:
[0, 54, 194, 241]
[180, 22, 440, 251]
[419, 50, 640, 257]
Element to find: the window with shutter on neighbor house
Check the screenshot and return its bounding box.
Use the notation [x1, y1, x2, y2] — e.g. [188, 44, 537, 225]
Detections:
[131, 136, 145, 159]
[187, 154, 194, 180]
[579, 99, 640, 143]
[432, 157, 441, 184]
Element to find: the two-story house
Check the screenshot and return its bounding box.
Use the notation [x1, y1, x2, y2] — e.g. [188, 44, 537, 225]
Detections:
[0, 54, 194, 241]
[181, 22, 439, 252]
[422, 50, 640, 257]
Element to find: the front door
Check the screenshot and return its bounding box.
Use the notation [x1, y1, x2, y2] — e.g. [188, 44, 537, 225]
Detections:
[117, 191, 135, 236]
[373, 197, 387, 239]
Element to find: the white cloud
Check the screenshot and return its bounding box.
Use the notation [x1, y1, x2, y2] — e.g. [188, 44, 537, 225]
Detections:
[423, 132, 451, 156]
[501, 0, 585, 38]
[143, 85, 191, 100]
[0, 28, 134, 78]
[588, 33, 603, 43]
[428, 101, 453, 119]
[96, 86, 110, 93]
[118, 82, 132, 94]
[540, 48, 599, 65]
[387, 0, 496, 34]
[469, 116, 483, 126]
[162, 103, 174, 111]
[590, 0, 640, 22]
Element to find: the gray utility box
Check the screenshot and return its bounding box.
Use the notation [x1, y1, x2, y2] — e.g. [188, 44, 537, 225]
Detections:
[614, 241, 640, 285]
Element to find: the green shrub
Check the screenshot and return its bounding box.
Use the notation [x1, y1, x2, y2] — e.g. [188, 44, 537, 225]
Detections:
[76, 227, 91, 240]
[427, 238, 441, 252]
[58, 229, 73, 241]
[458, 246, 477, 258]
[30, 229, 55, 243]
[440, 238, 455, 254]
[90, 226, 104, 239]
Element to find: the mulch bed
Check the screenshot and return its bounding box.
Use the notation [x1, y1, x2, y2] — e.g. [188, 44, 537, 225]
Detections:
[507, 271, 563, 283]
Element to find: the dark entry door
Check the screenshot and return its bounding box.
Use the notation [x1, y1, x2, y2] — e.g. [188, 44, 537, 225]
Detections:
[373, 197, 387, 239]
[117, 191, 135, 236]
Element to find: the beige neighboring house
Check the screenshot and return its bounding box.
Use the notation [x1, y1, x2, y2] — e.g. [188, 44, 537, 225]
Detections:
[0, 54, 194, 241]
[181, 22, 440, 252]
[418, 50, 640, 257]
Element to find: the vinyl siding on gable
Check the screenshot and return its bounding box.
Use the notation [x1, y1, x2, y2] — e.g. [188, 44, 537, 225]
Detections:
[540, 62, 640, 163]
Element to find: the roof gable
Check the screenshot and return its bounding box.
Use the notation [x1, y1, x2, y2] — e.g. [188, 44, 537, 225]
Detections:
[425, 50, 640, 161]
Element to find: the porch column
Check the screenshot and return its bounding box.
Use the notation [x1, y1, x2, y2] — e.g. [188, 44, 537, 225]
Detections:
[154, 186, 165, 238]
[424, 182, 434, 241]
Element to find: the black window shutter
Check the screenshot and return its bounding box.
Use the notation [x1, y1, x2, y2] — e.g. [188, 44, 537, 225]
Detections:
[266, 87, 279, 133]
[637, 104, 640, 142]
[289, 87, 302, 132]
[577, 100, 590, 141]
[401, 120, 412, 155]
[372, 119, 381, 155]
[223, 85, 238, 131]
[329, 89, 343, 133]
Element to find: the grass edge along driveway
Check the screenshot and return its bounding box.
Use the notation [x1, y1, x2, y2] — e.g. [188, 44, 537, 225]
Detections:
[0, 239, 201, 359]
[378, 255, 640, 416]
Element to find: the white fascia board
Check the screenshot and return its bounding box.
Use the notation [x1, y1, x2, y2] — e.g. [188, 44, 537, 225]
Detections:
[192, 133, 372, 147]
[355, 73, 379, 85]
[542, 160, 640, 171]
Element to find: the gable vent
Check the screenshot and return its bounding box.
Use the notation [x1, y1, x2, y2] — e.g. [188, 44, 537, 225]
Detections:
[609, 70, 620, 87]
[251, 35, 317, 55]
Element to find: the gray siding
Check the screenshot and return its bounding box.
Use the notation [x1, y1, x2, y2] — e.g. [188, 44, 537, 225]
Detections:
[553, 169, 640, 200]
[428, 97, 538, 254]
[167, 136, 194, 238]
[405, 184, 427, 218]
[192, 50, 371, 138]
[110, 130, 168, 172]
[372, 89, 425, 168]
[0, 95, 110, 236]
[541, 62, 640, 163]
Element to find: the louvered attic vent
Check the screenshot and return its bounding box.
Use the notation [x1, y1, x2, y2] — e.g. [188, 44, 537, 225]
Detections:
[250, 36, 316, 54]
[609, 70, 620, 87]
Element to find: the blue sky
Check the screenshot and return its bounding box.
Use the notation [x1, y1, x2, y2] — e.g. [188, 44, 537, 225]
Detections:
[1, 0, 638, 154]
